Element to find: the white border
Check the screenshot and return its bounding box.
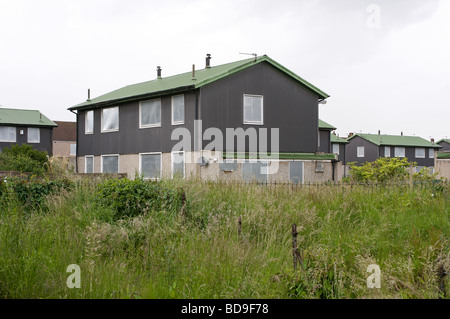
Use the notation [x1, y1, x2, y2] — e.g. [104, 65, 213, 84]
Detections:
[171, 151, 185, 179]
[101, 106, 119, 133]
[85, 155, 94, 173]
[171, 94, 185, 125]
[85, 110, 94, 134]
[243, 94, 264, 125]
[101, 154, 120, 173]
[139, 152, 162, 180]
[139, 99, 162, 129]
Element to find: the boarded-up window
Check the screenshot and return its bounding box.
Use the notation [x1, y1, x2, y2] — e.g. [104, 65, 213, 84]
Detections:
[70, 144, 76, 155]
[27, 127, 40, 143]
[102, 155, 119, 174]
[85, 156, 94, 173]
[242, 161, 268, 183]
[0, 126, 16, 142]
[332, 144, 339, 155]
[429, 149, 435, 159]
[140, 153, 161, 180]
[102, 107, 119, 132]
[172, 95, 185, 125]
[385, 146, 391, 157]
[140, 99, 161, 127]
[415, 148, 425, 158]
[289, 161, 304, 184]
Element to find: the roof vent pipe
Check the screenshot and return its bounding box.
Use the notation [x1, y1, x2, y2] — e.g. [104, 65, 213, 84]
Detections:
[87, 88, 91, 101]
[192, 64, 196, 80]
[206, 54, 211, 68]
[157, 66, 162, 79]
[378, 130, 380, 135]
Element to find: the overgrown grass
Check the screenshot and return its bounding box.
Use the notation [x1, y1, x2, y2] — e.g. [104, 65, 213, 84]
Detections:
[0, 176, 448, 299]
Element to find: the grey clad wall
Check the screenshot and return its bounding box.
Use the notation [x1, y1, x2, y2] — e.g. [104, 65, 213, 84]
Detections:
[199, 62, 320, 153]
[345, 136, 379, 165]
[318, 130, 331, 153]
[77, 92, 196, 156]
[0, 126, 53, 155]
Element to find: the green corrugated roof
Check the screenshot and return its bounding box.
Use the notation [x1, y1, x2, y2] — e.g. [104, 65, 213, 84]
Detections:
[437, 139, 450, 144]
[348, 133, 441, 148]
[319, 119, 336, 130]
[0, 108, 57, 127]
[437, 152, 450, 159]
[69, 55, 330, 110]
[223, 152, 337, 160]
[330, 133, 348, 144]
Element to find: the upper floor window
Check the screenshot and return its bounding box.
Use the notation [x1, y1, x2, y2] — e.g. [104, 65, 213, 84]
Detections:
[0, 126, 16, 142]
[27, 127, 40, 143]
[243, 94, 263, 125]
[384, 146, 390, 157]
[429, 148, 435, 159]
[85, 110, 94, 134]
[415, 147, 425, 158]
[172, 95, 185, 125]
[357, 146, 365, 158]
[332, 144, 339, 155]
[101, 107, 119, 132]
[395, 147, 405, 158]
[140, 99, 161, 128]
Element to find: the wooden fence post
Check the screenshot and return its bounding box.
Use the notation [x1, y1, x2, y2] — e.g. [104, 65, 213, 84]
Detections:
[292, 224, 304, 271]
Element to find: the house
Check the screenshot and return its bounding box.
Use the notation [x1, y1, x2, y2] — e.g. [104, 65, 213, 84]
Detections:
[68, 54, 337, 183]
[437, 139, 450, 151]
[52, 121, 77, 168]
[346, 132, 441, 172]
[0, 107, 57, 155]
[318, 119, 336, 154]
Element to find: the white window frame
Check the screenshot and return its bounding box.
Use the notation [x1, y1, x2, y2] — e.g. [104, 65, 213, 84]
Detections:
[70, 143, 76, 156]
[332, 144, 339, 155]
[85, 155, 94, 174]
[101, 106, 119, 133]
[384, 146, 390, 157]
[27, 127, 40, 143]
[139, 152, 162, 180]
[0, 126, 16, 142]
[357, 146, 365, 158]
[171, 151, 185, 179]
[101, 154, 119, 174]
[140, 99, 161, 128]
[429, 148, 435, 159]
[395, 147, 405, 158]
[243, 94, 264, 125]
[415, 147, 425, 158]
[85, 110, 94, 134]
[171, 94, 185, 125]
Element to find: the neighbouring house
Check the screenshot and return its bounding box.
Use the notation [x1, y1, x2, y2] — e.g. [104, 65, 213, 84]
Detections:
[0, 107, 57, 155]
[52, 121, 77, 168]
[68, 54, 337, 183]
[318, 119, 336, 154]
[435, 151, 450, 180]
[330, 132, 349, 179]
[346, 132, 441, 172]
[437, 139, 450, 151]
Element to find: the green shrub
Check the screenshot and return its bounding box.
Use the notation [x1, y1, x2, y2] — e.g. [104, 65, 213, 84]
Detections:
[0, 144, 49, 175]
[347, 157, 413, 183]
[95, 177, 185, 220]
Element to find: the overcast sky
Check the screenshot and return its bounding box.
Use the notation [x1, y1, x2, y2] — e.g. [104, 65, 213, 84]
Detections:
[1, 0, 449, 140]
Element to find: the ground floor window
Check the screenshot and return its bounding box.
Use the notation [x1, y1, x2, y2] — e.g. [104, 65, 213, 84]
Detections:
[171, 151, 185, 179]
[102, 155, 119, 174]
[289, 161, 304, 184]
[242, 161, 268, 183]
[85, 156, 94, 173]
[140, 153, 162, 180]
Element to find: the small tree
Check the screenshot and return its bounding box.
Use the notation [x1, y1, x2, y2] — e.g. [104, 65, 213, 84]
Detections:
[347, 157, 414, 183]
[0, 144, 49, 175]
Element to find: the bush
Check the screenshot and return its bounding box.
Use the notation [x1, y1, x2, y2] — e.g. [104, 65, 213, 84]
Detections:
[0, 144, 49, 175]
[95, 177, 185, 220]
[347, 157, 413, 183]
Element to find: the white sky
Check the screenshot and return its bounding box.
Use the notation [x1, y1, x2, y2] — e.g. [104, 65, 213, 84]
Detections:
[0, 0, 449, 140]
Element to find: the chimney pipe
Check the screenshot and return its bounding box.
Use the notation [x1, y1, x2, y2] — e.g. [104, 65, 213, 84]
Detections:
[431, 138, 435, 143]
[192, 64, 196, 80]
[206, 54, 211, 68]
[401, 131, 403, 136]
[87, 88, 91, 101]
[378, 130, 380, 135]
[157, 66, 162, 79]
